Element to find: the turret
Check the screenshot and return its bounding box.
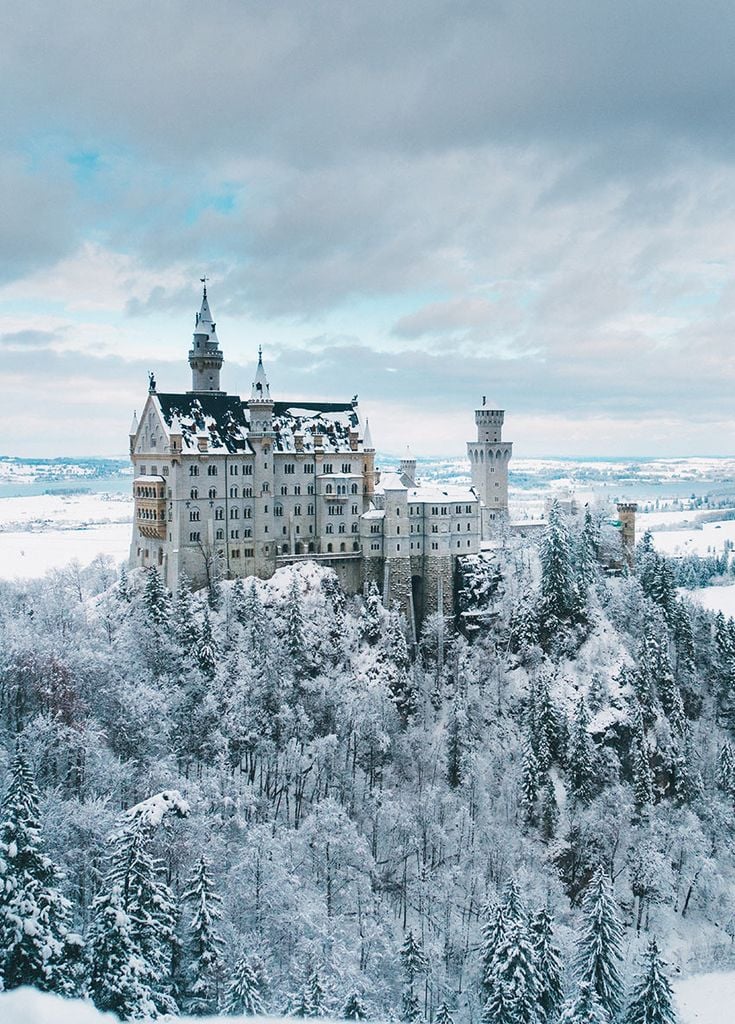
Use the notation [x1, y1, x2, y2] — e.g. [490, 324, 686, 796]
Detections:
[617, 502, 637, 564]
[247, 347, 274, 435]
[188, 281, 224, 393]
[128, 410, 138, 456]
[399, 446, 417, 486]
[467, 396, 512, 538]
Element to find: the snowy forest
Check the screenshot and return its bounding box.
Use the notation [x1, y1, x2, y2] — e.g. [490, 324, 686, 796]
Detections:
[2, 502, 734, 1024]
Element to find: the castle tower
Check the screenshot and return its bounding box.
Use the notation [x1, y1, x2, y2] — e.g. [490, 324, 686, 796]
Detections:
[247, 348, 276, 578]
[467, 397, 512, 538]
[617, 502, 637, 565]
[399, 446, 417, 486]
[188, 282, 224, 393]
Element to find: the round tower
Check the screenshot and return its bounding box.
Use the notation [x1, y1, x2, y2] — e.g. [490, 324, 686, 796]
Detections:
[188, 282, 224, 393]
[466, 398, 512, 536]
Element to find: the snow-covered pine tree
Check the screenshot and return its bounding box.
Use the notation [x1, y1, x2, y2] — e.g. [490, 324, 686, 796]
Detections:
[87, 884, 155, 1019]
[567, 697, 596, 803]
[344, 990, 368, 1019]
[244, 580, 269, 663]
[530, 907, 564, 1020]
[434, 1001, 454, 1024]
[285, 575, 307, 663]
[363, 582, 383, 644]
[231, 576, 247, 626]
[295, 966, 326, 1017]
[226, 950, 265, 1015]
[559, 980, 611, 1024]
[486, 919, 541, 1024]
[446, 698, 469, 788]
[143, 566, 171, 626]
[501, 878, 525, 923]
[480, 902, 507, 998]
[481, 978, 515, 1024]
[107, 817, 178, 1014]
[182, 854, 224, 1014]
[400, 930, 428, 1022]
[520, 743, 540, 826]
[578, 507, 600, 588]
[573, 866, 624, 1018]
[118, 564, 132, 603]
[717, 740, 735, 799]
[174, 571, 200, 656]
[0, 743, 75, 994]
[632, 730, 654, 816]
[540, 499, 582, 623]
[539, 776, 559, 841]
[624, 938, 678, 1024]
[196, 608, 217, 679]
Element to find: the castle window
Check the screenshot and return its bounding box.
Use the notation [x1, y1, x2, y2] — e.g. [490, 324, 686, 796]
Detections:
[189, 509, 200, 522]
[465, 505, 472, 513]
[396, 507, 400, 516]
[283, 526, 287, 535]
[231, 549, 240, 559]
[189, 531, 201, 542]
[352, 504, 358, 515]
[396, 543, 400, 551]
[467, 523, 471, 530]
[351, 483, 358, 494]
[457, 541, 461, 548]
[371, 543, 379, 551]
[353, 541, 359, 551]
[342, 463, 351, 473]
[162, 466, 169, 476]
[338, 524, 345, 533]
[326, 484, 333, 494]
[231, 529, 239, 539]
[263, 483, 269, 493]
[294, 485, 301, 495]
[308, 504, 315, 515]
[284, 464, 295, 474]
[304, 464, 314, 474]
[340, 542, 346, 552]
[441, 506, 447, 515]
[230, 465, 239, 475]
[209, 487, 216, 499]
[456, 505, 461, 513]
[216, 528, 224, 540]
[189, 466, 199, 477]
[294, 505, 301, 516]
[327, 543, 333, 552]
[351, 523, 358, 533]
[263, 505, 268, 513]
[431, 506, 438, 515]
[370, 524, 380, 534]
[215, 507, 224, 520]
[275, 505, 283, 517]
[431, 542, 438, 550]
[397, 526, 400, 535]
[140, 467, 146, 475]
[324, 463, 333, 474]
[208, 465, 217, 476]
[244, 464, 253, 476]
[431, 525, 438, 533]
[326, 524, 334, 534]
[244, 548, 254, 557]
[230, 508, 239, 519]
[281, 486, 288, 495]
[307, 484, 314, 495]
[244, 528, 252, 538]
[244, 507, 252, 518]
[467, 540, 471, 546]
[230, 486, 238, 498]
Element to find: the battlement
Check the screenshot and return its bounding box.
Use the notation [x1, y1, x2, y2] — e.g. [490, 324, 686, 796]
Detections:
[475, 408, 504, 425]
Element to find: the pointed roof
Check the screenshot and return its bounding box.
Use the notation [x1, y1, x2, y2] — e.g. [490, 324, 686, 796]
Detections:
[196, 281, 213, 330]
[129, 410, 139, 436]
[250, 346, 272, 402]
[363, 417, 373, 449]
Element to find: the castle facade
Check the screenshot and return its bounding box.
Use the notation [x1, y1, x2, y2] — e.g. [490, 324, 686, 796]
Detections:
[129, 287, 512, 626]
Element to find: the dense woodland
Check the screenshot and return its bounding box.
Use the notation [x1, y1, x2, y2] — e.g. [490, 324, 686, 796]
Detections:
[2, 503, 735, 1023]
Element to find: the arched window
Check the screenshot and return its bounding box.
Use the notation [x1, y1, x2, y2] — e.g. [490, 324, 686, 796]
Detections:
[326, 483, 333, 494]
[189, 465, 199, 476]
[230, 507, 239, 519]
[326, 524, 333, 534]
[209, 487, 216, 499]
[215, 507, 224, 521]
[352, 541, 360, 551]
[351, 523, 358, 533]
[351, 483, 358, 494]
[340, 542, 346, 552]
[189, 508, 200, 522]
[327, 543, 333, 552]
[216, 528, 224, 540]
[190, 488, 198, 499]
[207, 465, 217, 476]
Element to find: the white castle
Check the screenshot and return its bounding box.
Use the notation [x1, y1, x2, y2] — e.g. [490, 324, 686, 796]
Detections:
[128, 286, 512, 625]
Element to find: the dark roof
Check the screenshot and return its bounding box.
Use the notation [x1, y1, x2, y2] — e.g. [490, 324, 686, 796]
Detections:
[156, 392, 251, 453]
[271, 400, 356, 415]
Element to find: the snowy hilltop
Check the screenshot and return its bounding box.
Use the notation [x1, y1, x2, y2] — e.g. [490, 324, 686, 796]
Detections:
[0, 503, 734, 1023]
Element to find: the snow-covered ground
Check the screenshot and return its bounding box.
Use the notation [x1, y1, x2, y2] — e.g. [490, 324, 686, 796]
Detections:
[1, 977, 731, 1024]
[0, 492, 132, 579]
[683, 584, 735, 617]
[650, 519, 735, 558]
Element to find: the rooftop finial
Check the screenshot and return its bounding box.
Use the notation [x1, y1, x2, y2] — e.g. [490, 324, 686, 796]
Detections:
[258, 344, 263, 363]
[200, 275, 209, 299]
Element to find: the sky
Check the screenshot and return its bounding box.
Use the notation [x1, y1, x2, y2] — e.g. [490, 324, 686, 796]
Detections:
[3, 1, 735, 458]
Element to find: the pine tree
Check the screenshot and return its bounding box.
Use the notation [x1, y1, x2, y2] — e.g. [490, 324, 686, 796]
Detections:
[87, 884, 154, 1019]
[0, 743, 74, 994]
[296, 966, 326, 1017]
[625, 938, 678, 1024]
[578, 507, 599, 588]
[520, 743, 540, 826]
[400, 930, 428, 1022]
[231, 576, 248, 626]
[196, 609, 218, 679]
[175, 571, 200, 656]
[573, 866, 624, 1018]
[285, 575, 306, 656]
[107, 817, 178, 1014]
[118, 564, 132, 603]
[364, 582, 383, 644]
[717, 740, 735, 799]
[501, 878, 525, 924]
[486, 919, 541, 1024]
[539, 776, 559, 841]
[182, 855, 224, 1014]
[540, 500, 582, 623]
[480, 902, 507, 998]
[143, 567, 171, 626]
[344, 990, 368, 1019]
[243, 581, 269, 663]
[227, 950, 265, 1015]
[435, 1001, 454, 1024]
[560, 980, 611, 1024]
[481, 980, 515, 1024]
[568, 697, 596, 803]
[632, 732, 654, 816]
[446, 698, 469, 788]
[530, 908, 564, 1020]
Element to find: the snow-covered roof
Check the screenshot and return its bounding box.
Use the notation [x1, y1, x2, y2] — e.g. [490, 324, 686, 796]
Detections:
[407, 483, 478, 503]
[376, 471, 407, 493]
[362, 508, 385, 520]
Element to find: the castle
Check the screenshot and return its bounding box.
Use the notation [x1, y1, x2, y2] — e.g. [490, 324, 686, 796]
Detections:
[128, 286, 513, 626]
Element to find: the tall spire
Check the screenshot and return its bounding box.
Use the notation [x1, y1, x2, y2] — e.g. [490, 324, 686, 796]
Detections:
[188, 280, 224, 393]
[363, 417, 373, 450]
[250, 345, 271, 402]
